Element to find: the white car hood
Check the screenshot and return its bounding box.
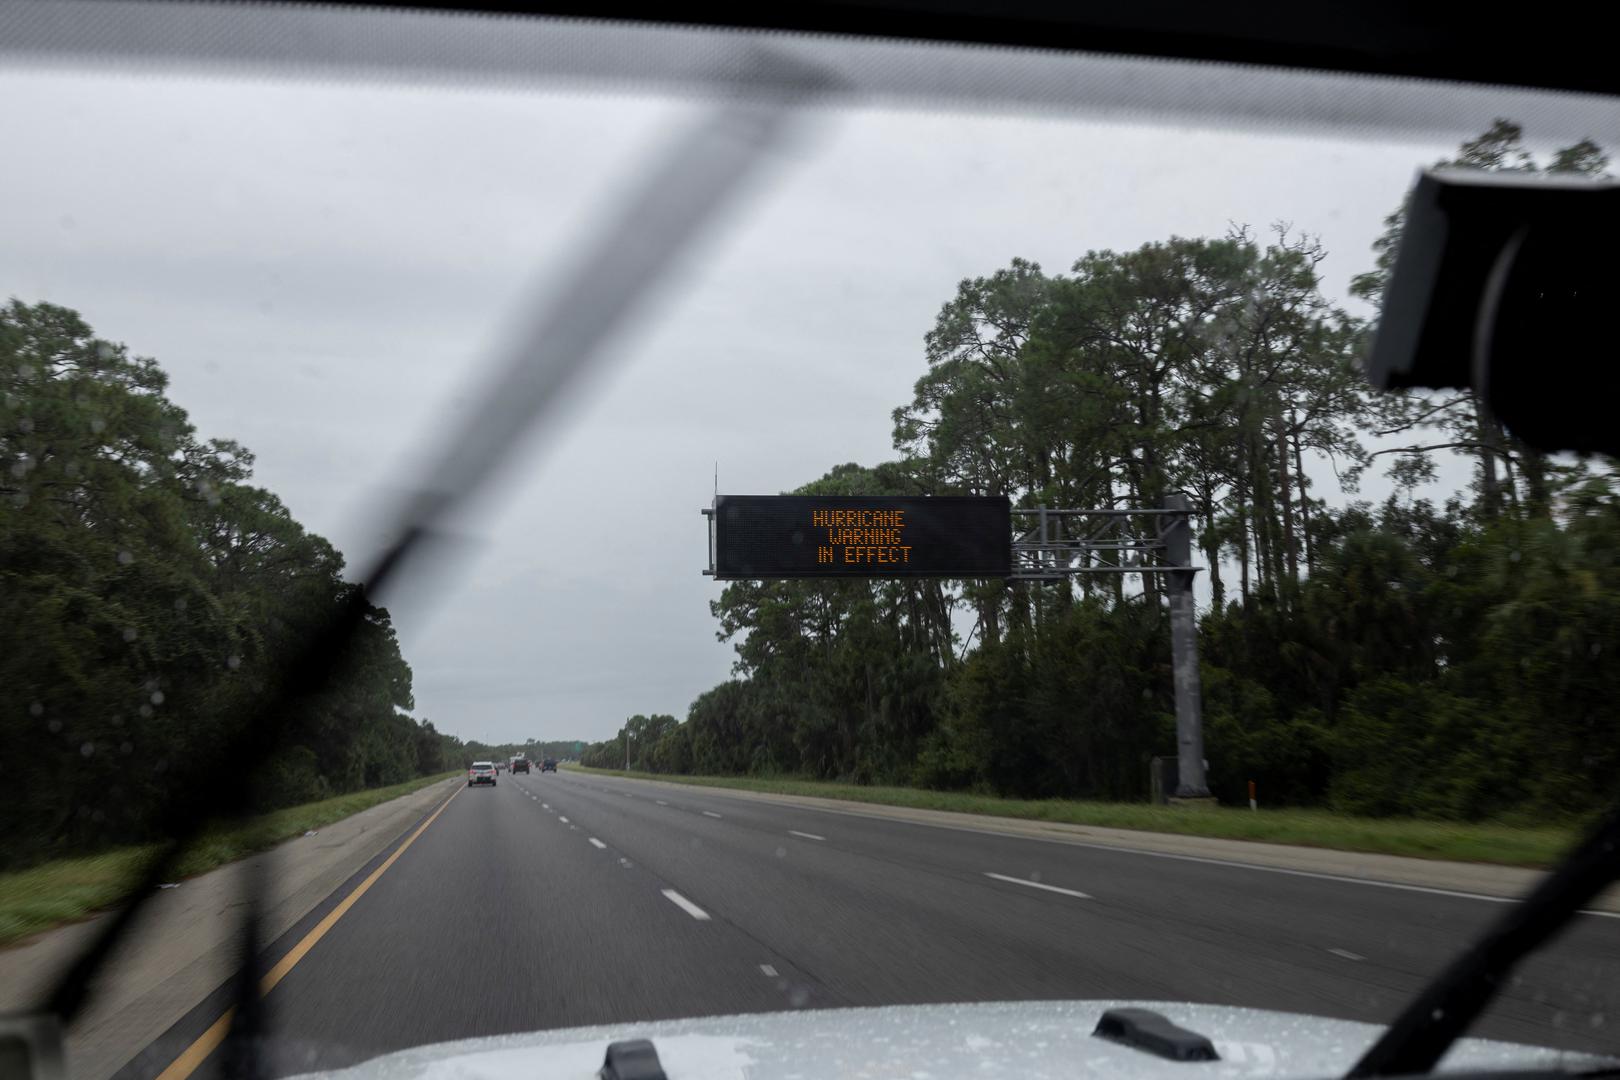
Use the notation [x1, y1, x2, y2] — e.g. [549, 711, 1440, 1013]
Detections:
[287, 1000, 1617, 1080]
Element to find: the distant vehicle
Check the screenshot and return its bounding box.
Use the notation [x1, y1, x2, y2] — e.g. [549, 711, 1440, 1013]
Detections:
[511, 756, 530, 774]
[541, 758, 557, 772]
[468, 762, 497, 787]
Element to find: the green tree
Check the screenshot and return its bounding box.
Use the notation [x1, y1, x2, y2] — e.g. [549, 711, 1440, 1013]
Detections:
[0, 300, 427, 868]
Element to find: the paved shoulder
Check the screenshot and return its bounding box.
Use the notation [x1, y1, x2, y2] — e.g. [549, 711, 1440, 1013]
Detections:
[0, 778, 460, 1080]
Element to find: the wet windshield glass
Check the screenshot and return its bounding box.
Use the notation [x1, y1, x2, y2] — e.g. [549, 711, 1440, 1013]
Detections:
[1, 5, 1618, 1079]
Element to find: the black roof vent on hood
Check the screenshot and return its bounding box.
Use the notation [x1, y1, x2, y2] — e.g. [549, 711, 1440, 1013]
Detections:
[1093, 1008, 1220, 1062]
[599, 1039, 668, 1080]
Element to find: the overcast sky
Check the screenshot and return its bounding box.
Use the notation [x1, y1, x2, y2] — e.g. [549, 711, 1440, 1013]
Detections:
[4, 22, 1614, 745]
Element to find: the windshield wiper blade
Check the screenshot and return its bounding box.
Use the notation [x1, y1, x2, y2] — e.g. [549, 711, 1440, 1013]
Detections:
[1348, 805, 1620, 1077]
[38, 48, 823, 1033]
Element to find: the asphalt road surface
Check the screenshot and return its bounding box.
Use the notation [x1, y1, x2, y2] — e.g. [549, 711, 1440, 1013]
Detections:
[128, 771, 1620, 1078]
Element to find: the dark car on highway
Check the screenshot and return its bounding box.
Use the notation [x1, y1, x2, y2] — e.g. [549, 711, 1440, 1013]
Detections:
[512, 757, 530, 774]
[540, 758, 557, 773]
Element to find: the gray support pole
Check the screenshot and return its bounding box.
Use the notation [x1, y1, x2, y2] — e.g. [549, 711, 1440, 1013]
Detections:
[1163, 494, 1211, 798]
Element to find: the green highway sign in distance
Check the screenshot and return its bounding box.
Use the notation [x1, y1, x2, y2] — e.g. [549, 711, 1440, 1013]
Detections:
[711, 495, 1011, 580]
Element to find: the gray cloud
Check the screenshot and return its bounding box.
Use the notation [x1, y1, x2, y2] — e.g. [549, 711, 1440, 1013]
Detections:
[0, 53, 1550, 743]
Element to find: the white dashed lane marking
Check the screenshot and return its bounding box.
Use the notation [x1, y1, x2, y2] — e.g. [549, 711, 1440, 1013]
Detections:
[661, 889, 711, 920]
[702, 810, 723, 819]
[1329, 948, 1365, 961]
[589, 838, 607, 849]
[759, 964, 778, 977]
[789, 830, 825, 841]
[984, 872, 1090, 899]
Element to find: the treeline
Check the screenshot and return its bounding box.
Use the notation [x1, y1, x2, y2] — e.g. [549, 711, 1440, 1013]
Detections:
[0, 301, 457, 869]
[581, 121, 1620, 823]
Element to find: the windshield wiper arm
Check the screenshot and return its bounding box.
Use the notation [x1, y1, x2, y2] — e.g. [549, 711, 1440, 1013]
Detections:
[1348, 805, 1620, 1077]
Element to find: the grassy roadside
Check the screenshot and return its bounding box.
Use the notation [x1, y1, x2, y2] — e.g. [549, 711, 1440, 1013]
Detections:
[0, 771, 458, 948]
[564, 765, 1577, 869]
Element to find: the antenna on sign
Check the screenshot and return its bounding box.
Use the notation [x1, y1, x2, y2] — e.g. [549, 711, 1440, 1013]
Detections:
[714, 461, 719, 500]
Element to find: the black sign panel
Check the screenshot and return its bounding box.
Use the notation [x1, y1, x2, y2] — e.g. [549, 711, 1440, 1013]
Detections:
[711, 495, 1011, 580]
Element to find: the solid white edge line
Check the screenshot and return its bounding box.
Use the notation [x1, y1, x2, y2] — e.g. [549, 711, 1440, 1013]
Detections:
[589, 838, 607, 849]
[661, 889, 711, 920]
[789, 830, 826, 841]
[702, 810, 723, 819]
[1057, 845, 1620, 915]
[984, 872, 1090, 899]
[782, 806, 1620, 917]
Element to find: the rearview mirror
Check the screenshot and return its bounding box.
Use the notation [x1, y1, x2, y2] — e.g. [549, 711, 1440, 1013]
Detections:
[1364, 168, 1620, 456]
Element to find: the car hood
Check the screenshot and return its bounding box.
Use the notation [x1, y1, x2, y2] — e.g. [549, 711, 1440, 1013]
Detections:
[285, 1000, 1616, 1080]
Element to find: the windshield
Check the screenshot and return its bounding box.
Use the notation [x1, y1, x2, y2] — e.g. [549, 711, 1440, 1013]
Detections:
[2, 5, 1619, 1080]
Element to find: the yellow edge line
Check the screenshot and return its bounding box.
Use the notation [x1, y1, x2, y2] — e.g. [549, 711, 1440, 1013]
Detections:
[154, 782, 462, 1080]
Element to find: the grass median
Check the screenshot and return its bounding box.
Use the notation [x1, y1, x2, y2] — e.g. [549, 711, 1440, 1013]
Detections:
[0, 771, 458, 948]
[563, 765, 1577, 869]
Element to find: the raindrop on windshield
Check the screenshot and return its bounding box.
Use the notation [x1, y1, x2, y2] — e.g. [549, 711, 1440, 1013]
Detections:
[29, 702, 44, 717]
[123, 627, 138, 642]
[117, 550, 134, 565]
[80, 742, 95, 757]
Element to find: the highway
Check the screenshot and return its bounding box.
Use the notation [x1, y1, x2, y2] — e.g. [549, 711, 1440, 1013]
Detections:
[127, 770, 1620, 1078]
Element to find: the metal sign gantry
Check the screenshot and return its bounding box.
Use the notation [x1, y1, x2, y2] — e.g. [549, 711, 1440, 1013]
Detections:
[702, 492, 1210, 800]
[1011, 495, 1209, 800]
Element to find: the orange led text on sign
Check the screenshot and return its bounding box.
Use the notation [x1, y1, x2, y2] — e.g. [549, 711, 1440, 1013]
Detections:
[813, 508, 912, 568]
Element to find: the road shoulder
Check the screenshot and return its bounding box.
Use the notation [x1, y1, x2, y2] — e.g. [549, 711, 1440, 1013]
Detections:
[0, 777, 459, 1080]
